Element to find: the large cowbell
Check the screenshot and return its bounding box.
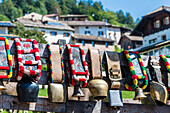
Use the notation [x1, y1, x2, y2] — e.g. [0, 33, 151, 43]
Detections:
[105, 51, 123, 107]
[48, 83, 64, 102]
[17, 76, 39, 102]
[88, 49, 108, 100]
[148, 56, 168, 105]
[47, 45, 65, 103]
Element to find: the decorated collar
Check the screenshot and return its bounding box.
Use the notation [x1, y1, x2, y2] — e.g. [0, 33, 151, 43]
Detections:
[124, 50, 148, 91]
[66, 44, 89, 88]
[15, 38, 42, 81]
[0, 37, 12, 79]
[159, 55, 170, 72]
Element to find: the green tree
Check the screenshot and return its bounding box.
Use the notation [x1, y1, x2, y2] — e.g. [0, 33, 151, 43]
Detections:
[0, 15, 10, 21]
[45, 0, 61, 14]
[9, 23, 47, 44]
[125, 12, 135, 28]
[93, 1, 103, 11]
[116, 10, 126, 24]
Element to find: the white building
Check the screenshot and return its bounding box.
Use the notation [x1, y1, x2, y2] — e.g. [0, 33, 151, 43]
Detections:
[16, 12, 74, 45]
[62, 21, 121, 44]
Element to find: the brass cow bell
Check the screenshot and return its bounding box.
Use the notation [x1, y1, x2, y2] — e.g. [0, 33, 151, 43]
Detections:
[72, 83, 85, 97]
[150, 81, 168, 105]
[133, 87, 147, 100]
[89, 79, 108, 100]
[48, 83, 64, 103]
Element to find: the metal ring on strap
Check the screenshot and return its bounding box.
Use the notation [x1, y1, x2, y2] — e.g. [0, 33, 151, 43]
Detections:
[124, 50, 148, 91]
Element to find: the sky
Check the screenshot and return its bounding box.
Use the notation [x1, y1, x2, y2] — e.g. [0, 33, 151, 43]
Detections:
[93, 0, 170, 21]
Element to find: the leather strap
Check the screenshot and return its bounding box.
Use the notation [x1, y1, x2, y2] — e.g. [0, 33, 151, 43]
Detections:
[149, 56, 163, 84]
[89, 49, 102, 79]
[50, 45, 62, 83]
[105, 51, 122, 81]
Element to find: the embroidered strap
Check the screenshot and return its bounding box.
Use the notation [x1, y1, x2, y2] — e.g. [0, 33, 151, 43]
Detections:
[0, 37, 12, 79]
[159, 55, 170, 72]
[48, 44, 64, 83]
[124, 50, 148, 91]
[67, 44, 89, 88]
[15, 38, 42, 81]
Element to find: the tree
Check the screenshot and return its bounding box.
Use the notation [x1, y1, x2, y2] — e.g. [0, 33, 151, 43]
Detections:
[9, 23, 47, 44]
[125, 12, 135, 28]
[116, 10, 126, 24]
[45, 0, 61, 14]
[0, 15, 10, 21]
[93, 1, 103, 11]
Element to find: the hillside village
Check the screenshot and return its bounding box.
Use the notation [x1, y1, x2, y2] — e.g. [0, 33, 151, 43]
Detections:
[0, 6, 170, 54]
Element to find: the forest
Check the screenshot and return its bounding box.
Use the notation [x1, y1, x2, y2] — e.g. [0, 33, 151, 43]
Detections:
[0, 0, 139, 29]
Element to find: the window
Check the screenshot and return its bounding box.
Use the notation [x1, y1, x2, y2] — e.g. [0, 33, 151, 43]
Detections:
[86, 26, 89, 29]
[165, 17, 169, 25]
[82, 40, 85, 46]
[92, 41, 95, 47]
[41, 31, 45, 34]
[98, 31, 104, 36]
[50, 31, 57, 36]
[105, 42, 108, 47]
[162, 35, 166, 41]
[99, 26, 102, 29]
[149, 38, 157, 44]
[155, 20, 160, 28]
[63, 33, 70, 37]
[149, 51, 153, 56]
[154, 49, 159, 57]
[143, 52, 148, 55]
[85, 31, 90, 35]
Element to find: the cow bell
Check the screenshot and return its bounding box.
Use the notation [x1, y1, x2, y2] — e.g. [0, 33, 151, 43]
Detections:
[150, 81, 168, 105]
[72, 83, 85, 97]
[17, 76, 39, 102]
[0, 79, 6, 90]
[89, 79, 108, 100]
[133, 87, 147, 100]
[48, 83, 64, 103]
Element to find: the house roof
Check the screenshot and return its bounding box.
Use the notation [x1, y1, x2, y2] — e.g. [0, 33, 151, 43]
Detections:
[145, 6, 170, 16]
[120, 32, 142, 42]
[131, 6, 170, 36]
[0, 21, 16, 27]
[0, 34, 19, 38]
[16, 12, 74, 31]
[60, 15, 88, 18]
[72, 34, 114, 42]
[62, 21, 112, 26]
[133, 40, 170, 52]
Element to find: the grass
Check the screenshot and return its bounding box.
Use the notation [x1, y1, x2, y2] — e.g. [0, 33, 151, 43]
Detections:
[38, 88, 48, 97]
[122, 91, 135, 99]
